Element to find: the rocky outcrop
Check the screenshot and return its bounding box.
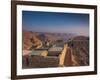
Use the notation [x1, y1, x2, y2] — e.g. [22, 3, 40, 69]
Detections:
[23, 31, 43, 50]
[68, 36, 89, 66]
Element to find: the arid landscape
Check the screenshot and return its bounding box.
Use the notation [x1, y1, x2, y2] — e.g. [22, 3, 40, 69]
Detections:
[22, 30, 89, 68]
[22, 11, 89, 69]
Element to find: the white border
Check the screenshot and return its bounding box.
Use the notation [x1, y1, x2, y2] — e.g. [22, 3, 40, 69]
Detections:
[17, 5, 94, 75]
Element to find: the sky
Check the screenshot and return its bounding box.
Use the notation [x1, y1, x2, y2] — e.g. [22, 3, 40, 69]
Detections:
[22, 11, 89, 36]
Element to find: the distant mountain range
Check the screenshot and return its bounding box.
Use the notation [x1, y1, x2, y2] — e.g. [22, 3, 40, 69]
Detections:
[72, 36, 89, 40]
[22, 30, 88, 50]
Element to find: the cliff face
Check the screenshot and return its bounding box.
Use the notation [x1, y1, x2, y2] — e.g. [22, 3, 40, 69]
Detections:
[68, 36, 89, 66]
[23, 31, 42, 50]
